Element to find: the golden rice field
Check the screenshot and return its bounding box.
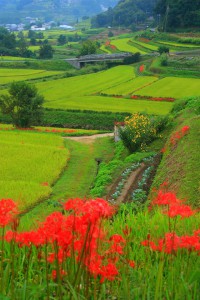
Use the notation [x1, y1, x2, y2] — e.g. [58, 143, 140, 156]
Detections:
[0, 68, 64, 85]
[0, 129, 69, 211]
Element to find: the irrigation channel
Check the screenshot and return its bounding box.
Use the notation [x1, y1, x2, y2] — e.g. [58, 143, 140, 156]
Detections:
[19, 133, 160, 229]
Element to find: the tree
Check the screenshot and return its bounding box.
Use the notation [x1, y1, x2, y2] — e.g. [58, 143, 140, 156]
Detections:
[57, 34, 67, 46]
[39, 44, 54, 59]
[79, 40, 98, 56]
[0, 82, 44, 128]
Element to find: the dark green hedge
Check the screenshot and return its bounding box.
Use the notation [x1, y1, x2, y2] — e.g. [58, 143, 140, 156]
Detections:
[0, 109, 131, 130]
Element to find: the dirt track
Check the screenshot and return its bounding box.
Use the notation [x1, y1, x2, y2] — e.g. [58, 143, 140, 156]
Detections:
[64, 132, 114, 144]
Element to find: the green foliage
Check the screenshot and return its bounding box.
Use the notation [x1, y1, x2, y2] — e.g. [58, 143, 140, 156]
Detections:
[91, 0, 156, 28]
[90, 141, 125, 197]
[159, 53, 168, 66]
[57, 34, 67, 46]
[0, 82, 44, 128]
[171, 96, 200, 116]
[43, 109, 130, 130]
[39, 44, 54, 59]
[79, 40, 98, 56]
[158, 45, 169, 54]
[155, 0, 200, 30]
[123, 52, 141, 64]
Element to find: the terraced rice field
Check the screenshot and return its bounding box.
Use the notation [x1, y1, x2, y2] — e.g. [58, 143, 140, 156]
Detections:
[132, 39, 158, 51]
[101, 76, 158, 96]
[110, 38, 146, 54]
[137, 77, 200, 99]
[35, 66, 135, 98]
[157, 41, 200, 48]
[0, 130, 69, 210]
[44, 95, 173, 115]
[0, 68, 64, 85]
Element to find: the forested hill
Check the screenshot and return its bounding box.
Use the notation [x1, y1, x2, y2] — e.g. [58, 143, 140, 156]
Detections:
[155, 0, 200, 30]
[0, 0, 118, 23]
[91, 0, 157, 28]
[91, 0, 200, 30]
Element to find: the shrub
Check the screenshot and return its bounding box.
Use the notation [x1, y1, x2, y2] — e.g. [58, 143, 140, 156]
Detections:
[119, 113, 157, 152]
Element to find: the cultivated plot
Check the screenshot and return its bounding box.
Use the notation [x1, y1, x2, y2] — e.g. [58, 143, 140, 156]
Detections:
[0, 68, 64, 85]
[36, 65, 135, 98]
[137, 77, 200, 99]
[111, 38, 146, 54]
[102, 76, 158, 96]
[44, 95, 173, 115]
[0, 130, 69, 210]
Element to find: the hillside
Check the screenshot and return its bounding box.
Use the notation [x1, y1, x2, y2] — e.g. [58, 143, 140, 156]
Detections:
[0, 0, 118, 23]
[91, 0, 157, 28]
[92, 0, 200, 30]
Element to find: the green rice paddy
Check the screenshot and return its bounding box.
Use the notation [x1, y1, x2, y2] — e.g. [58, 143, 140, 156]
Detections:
[0, 68, 64, 85]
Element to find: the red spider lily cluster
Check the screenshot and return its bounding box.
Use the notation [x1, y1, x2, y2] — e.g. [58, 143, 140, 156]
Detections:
[170, 126, 190, 146]
[139, 65, 145, 72]
[3, 198, 133, 283]
[161, 125, 190, 153]
[0, 199, 18, 227]
[131, 95, 175, 102]
[141, 230, 200, 254]
[104, 40, 117, 51]
[142, 189, 199, 254]
[0, 126, 77, 134]
[138, 38, 150, 43]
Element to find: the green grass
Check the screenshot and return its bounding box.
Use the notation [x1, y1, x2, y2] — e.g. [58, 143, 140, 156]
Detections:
[152, 114, 200, 206]
[0, 68, 64, 85]
[102, 76, 158, 96]
[111, 38, 146, 54]
[137, 77, 200, 99]
[20, 137, 115, 229]
[0, 130, 69, 211]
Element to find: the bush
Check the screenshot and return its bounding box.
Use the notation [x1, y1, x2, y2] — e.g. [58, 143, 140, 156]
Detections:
[158, 45, 169, 55]
[119, 113, 157, 152]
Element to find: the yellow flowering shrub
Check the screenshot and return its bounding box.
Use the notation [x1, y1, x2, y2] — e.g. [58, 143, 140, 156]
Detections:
[119, 113, 157, 152]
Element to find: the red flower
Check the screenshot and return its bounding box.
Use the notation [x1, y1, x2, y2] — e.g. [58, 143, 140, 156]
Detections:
[163, 204, 196, 219]
[0, 199, 18, 227]
[152, 190, 180, 207]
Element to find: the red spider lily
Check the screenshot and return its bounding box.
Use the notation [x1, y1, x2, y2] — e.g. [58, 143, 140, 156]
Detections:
[41, 182, 49, 186]
[0, 199, 18, 227]
[141, 231, 200, 254]
[99, 262, 119, 283]
[4, 198, 125, 283]
[170, 126, 190, 147]
[160, 147, 166, 153]
[139, 65, 145, 72]
[163, 204, 196, 219]
[128, 260, 135, 268]
[64, 198, 115, 220]
[122, 225, 132, 236]
[151, 190, 180, 207]
[52, 269, 66, 281]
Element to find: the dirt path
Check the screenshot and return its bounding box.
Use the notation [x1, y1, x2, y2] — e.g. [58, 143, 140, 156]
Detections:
[64, 132, 114, 144]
